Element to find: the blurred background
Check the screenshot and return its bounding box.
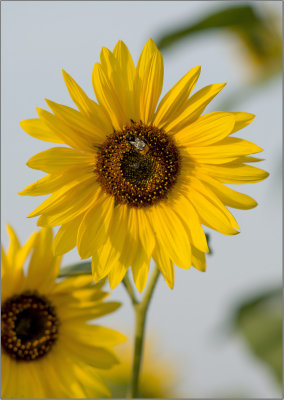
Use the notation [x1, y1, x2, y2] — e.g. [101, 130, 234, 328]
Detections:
[1, 1, 282, 398]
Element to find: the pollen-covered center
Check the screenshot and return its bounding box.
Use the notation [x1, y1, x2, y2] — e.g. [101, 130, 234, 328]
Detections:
[1, 292, 59, 362]
[96, 122, 180, 207]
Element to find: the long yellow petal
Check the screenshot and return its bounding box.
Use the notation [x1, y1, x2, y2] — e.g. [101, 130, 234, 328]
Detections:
[188, 137, 263, 164]
[28, 175, 96, 218]
[230, 112, 255, 134]
[61, 324, 126, 347]
[91, 239, 120, 283]
[62, 69, 112, 134]
[108, 262, 128, 290]
[20, 118, 64, 144]
[191, 245, 207, 272]
[165, 83, 226, 133]
[92, 63, 128, 130]
[131, 251, 151, 293]
[153, 245, 175, 289]
[198, 173, 258, 209]
[113, 40, 136, 119]
[170, 194, 209, 253]
[146, 204, 191, 269]
[201, 163, 269, 184]
[77, 195, 114, 259]
[26, 147, 93, 173]
[53, 215, 81, 255]
[174, 112, 235, 146]
[189, 176, 240, 230]
[154, 65, 201, 128]
[36, 108, 94, 152]
[45, 99, 106, 146]
[134, 39, 164, 124]
[62, 336, 119, 368]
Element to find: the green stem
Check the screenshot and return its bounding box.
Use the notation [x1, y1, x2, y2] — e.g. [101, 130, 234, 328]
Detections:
[123, 266, 160, 398]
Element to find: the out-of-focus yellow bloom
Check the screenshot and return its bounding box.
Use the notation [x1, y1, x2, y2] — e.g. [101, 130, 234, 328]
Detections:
[1, 226, 126, 398]
[101, 340, 181, 398]
[20, 39, 268, 292]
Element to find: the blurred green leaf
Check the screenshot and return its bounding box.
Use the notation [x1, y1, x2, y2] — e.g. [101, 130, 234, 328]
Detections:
[232, 287, 282, 385]
[156, 5, 261, 50]
[205, 232, 213, 255]
[58, 261, 92, 278]
[156, 3, 282, 92]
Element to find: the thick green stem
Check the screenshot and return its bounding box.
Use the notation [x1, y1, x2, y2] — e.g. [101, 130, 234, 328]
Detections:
[123, 266, 160, 398]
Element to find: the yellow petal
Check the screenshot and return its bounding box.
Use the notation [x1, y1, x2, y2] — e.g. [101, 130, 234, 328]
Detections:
[191, 245, 207, 272]
[175, 112, 235, 146]
[134, 39, 164, 124]
[45, 99, 106, 146]
[26, 147, 92, 173]
[61, 324, 126, 347]
[91, 238, 120, 283]
[36, 108, 93, 152]
[108, 262, 128, 290]
[188, 137, 264, 164]
[58, 302, 120, 322]
[230, 112, 255, 134]
[198, 173, 258, 209]
[72, 364, 111, 398]
[28, 175, 97, 220]
[25, 228, 60, 291]
[165, 83, 226, 133]
[170, 195, 209, 253]
[131, 251, 151, 293]
[6, 224, 21, 264]
[62, 336, 119, 368]
[187, 184, 239, 235]
[113, 40, 136, 119]
[153, 246, 175, 289]
[92, 62, 128, 130]
[189, 176, 240, 230]
[20, 118, 64, 144]
[62, 69, 112, 134]
[201, 163, 269, 184]
[146, 204, 191, 269]
[154, 65, 201, 128]
[77, 195, 114, 259]
[53, 216, 81, 255]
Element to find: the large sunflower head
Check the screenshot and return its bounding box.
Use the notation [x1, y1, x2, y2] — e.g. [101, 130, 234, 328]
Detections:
[1, 226, 126, 398]
[20, 39, 268, 292]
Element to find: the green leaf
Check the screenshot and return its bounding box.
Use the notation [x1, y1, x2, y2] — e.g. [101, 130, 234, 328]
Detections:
[205, 232, 213, 255]
[156, 5, 261, 50]
[232, 287, 282, 385]
[58, 261, 92, 278]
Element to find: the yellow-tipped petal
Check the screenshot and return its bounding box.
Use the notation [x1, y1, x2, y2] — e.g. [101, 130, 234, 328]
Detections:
[175, 112, 235, 146]
[62, 69, 113, 135]
[20, 118, 64, 144]
[53, 216, 81, 255]
[230, 112, 255, 134]
[154, 65, 201, 128]
[166, 82, 227, 133]
[134, 39, 164, 124]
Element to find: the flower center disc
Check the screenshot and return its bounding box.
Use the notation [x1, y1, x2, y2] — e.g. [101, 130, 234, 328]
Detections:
[96, 122, 180, 207]
[1, 292, 59, 361]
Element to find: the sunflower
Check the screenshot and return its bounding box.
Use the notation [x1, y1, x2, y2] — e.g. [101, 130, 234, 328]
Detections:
[20, 39, 268, 292]
[1, 225, 126, 398]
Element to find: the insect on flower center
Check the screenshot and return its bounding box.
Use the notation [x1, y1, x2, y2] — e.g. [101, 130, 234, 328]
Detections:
[96, 122, 180, 207]
[1, 292, 59, 362]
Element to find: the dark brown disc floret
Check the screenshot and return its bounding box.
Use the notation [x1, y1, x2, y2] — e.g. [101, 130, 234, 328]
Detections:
[1, 292, 59, 362]
[96, 122, 180, 207]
